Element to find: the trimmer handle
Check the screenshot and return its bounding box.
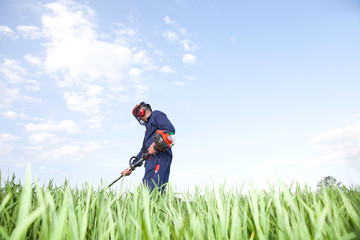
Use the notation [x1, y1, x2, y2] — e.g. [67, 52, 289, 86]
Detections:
[108, 153, 151, 188]
[129, 153, 150, 170]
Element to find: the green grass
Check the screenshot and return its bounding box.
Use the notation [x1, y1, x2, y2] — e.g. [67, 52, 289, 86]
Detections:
[1, 170, 360, 240]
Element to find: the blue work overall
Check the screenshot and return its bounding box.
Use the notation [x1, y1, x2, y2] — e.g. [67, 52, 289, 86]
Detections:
[135, 110, 175, 193]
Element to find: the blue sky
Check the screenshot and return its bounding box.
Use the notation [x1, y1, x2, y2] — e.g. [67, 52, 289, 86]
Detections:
[1, 0, 359, 192]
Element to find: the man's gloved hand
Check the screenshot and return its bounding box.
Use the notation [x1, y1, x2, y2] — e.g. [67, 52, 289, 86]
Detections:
[121, 167, 132, 176]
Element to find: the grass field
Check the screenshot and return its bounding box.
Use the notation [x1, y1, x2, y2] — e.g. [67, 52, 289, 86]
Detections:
[1, 171, 360, 240]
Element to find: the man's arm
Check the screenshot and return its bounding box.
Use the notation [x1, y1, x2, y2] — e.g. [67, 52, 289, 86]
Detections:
[148, 111, 175, 155]
[155, 111, 175, 134]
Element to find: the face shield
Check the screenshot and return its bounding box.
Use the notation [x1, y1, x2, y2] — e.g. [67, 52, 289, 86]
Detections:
[132, 105, 146, 126]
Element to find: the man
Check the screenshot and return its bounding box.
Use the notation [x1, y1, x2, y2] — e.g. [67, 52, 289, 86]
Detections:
[121, 102, 175, 193]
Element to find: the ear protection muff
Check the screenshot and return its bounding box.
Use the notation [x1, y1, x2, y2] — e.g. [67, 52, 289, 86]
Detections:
[133, 102, 151, 126]
[133, 104, 145, 117]
[138, 107, 145, 117]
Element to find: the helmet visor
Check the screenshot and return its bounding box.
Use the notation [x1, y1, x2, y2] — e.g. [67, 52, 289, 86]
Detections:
[132, 105, 141, 118]
[132, 105, 145, 126]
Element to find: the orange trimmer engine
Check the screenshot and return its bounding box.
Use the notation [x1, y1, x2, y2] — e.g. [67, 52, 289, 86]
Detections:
[153, 130, 174, 152]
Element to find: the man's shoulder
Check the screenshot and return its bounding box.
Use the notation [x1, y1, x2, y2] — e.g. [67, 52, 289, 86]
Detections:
[152, 110, 166, 116]
[150, 110, 169, 123]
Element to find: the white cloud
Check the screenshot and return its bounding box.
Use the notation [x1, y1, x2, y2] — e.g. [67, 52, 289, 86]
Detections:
[0, 58, 27, 84]
[39, 0, 159, 125]
[163, 16, 187, 35]
[0, 82, 39, 108]
[179, 39, 197, 51]
[182, 54, 197, 64]
[64, 92, 102, 116]
[160, 65, 175, 74]
[311, 122, 360, 168]
[40, 144, 81, 159]
[250, 122, 360, 188]
[84, 84, 103, 97]
[164, 15, 187, 34]
[117, 28, 135, 37]
[24, 54, 42, 66]
[132, 51, 154, 70]
[25, 120, 80, 134]
[173, 75, 195, 86]
[42, 0, 153, 83]
[0, 111, 18, 119]
[164, 16, 175, 25]
[114, 23, 136, 44]
[0, 85, 21, 108]
[44, 37, 133, 83]
[161, 16, 199, 67]
[16, 25, 42, 40]
[129, 67, 143, 78]
[85, 116, 104, 130]
[0, 110, 42, 121]
[162, 31, 178, 41]
[185, 75, 195, 82]
[0, 133, 20, 155]
[311, 122, 360, 151]
[58, 119, 81, 133]
[0, 58, 41, 92]
[115, 23, 136, 37]
[0, 25, 17, 39]
[0, 25, 13, 35]
[0, 133, 20, 143]
[173, 81, 184, 86]
[25, 82, 41, 91]
[28, 133, 59, 144]
[111, 86, 126, 92]
[134, 84, 149, 98]
[38, 141, 101, 160]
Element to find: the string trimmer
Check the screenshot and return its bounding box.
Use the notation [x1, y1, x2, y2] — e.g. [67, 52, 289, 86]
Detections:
[108, 130, 174, 188]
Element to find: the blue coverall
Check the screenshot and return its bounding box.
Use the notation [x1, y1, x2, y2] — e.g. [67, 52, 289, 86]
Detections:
[135, 110, 175, 193]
